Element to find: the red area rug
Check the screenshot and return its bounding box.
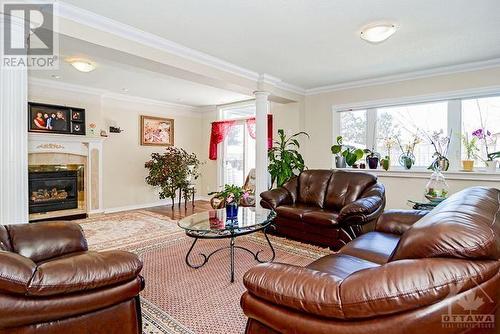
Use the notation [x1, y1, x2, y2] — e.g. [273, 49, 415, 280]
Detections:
[78, 210, 329, 334]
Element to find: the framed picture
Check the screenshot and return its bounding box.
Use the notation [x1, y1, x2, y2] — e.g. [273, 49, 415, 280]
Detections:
[28, 102, 86, 135]
[140, 115, 174, 146]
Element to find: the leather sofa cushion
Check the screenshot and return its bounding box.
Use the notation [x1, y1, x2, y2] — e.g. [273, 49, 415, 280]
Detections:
[392, 187, 500, 261]
[28, 250, 143, 296]
[339, 232, 400, 264]
[7, 222, 88, 263]
[0, 225, 11, 251]
[0, 276, 143, 329]
[0, 251, 36, 294]
[306, 254, 379, 279]
[302, 210, 339, 227]
[324, 171, 376, 210]
[297, 170, 333, 208]
[275, 204, 316, 220]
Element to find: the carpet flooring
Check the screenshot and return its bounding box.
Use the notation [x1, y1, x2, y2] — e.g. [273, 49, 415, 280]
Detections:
[77, 210, 330, 334]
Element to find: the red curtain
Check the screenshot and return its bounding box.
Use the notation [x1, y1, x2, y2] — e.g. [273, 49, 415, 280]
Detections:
[209, 115, 273, 160]
[209, 120, 235, 160]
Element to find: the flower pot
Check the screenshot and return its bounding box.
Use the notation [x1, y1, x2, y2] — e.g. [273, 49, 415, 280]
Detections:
[462, 160, 474, 172]
[367, 156, 379, 169]
[400, 154, 414, 170]
[225, 202, 238, 220]
[335, 156, 346, 168]
[381, 157, 390, 171]
[485, 160, 497, 173]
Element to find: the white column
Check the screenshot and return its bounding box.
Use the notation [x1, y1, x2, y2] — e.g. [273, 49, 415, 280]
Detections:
[254, 91, 270, 204]
[0, 13, 29, 224]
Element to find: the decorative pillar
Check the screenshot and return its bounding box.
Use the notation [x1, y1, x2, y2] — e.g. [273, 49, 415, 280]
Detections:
[0, 13, 29, 224]
[254, 91, 270, 204]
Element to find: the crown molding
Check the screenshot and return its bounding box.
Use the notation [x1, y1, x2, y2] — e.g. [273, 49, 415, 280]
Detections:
[28, 77, 204, 116]
[306, 58, 500, 95]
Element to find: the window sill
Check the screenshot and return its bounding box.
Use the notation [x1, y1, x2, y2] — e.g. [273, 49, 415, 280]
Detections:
[332, 167, 500, 181]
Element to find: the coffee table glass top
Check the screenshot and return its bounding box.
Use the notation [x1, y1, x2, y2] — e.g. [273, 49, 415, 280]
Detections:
[178, 207, 276, 237]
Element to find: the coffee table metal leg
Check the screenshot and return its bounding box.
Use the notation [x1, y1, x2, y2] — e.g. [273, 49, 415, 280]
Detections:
[185, 238, 209, 269]
[230, 237, 235, 283]
[255, 225, 276, 263]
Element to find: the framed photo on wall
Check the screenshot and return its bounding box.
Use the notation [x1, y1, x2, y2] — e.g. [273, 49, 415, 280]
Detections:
[140, 115, 174, 146]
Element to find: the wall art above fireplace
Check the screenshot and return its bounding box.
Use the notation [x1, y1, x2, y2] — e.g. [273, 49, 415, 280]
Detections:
[28, 102, 86, 135]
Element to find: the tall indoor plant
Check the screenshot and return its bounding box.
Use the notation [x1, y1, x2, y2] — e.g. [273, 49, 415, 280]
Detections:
[268, 129, 309, 188]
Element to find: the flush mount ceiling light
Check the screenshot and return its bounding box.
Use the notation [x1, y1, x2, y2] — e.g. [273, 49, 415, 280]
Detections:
[69, 60, 96, 73]
[360, 24, 398, 43]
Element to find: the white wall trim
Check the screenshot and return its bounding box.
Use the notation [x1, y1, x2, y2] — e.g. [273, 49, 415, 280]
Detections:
[103, 195, 211, 214]
[307, 59, 500, 96]
[331, 85, 500, 112]
[29, 78, 205, 116]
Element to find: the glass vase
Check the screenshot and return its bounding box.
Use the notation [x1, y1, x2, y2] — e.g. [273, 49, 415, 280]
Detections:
[425, 169, 449, 203]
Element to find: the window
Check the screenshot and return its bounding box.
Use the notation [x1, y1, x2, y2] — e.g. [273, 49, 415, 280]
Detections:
[335, 94, 500, 171]
[218, 103, 256, 187]
[339, 109, 367, 148]
[375, 102, 448, 167]
[462, 97, 500, 166]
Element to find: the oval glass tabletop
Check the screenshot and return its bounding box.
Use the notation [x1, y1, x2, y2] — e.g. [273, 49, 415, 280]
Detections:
[178, 207, 276, 237]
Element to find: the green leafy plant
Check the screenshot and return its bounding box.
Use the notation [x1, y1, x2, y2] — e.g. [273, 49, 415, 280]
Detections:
[331, 136, 364, 166]
[363, 148, 380, 158]
[208, 184, 249, 204]
[268, 129, 309, 188]
[145, 147, 202, 207]
[461, 133, 479, 160]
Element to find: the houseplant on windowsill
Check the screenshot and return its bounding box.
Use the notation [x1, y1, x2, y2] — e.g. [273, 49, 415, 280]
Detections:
[461, 132, 479, 172]
[472, 128, 499, 173]
[331, 136, 364, 168]
[396, 134, 421, 170]
[425, 129, 451, 171]
[268, 129, 309, 188]
[363, 148, 380, 169]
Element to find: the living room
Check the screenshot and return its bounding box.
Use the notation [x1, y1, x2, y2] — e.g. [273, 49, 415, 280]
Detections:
[0, 1, 499, 334]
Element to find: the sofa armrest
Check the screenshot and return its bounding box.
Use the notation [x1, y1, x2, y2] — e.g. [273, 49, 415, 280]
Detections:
[6, 222, 88, 262]
[27, 250, 143, 296]
[243, 263, 344, 318]
[375, 209, 428, 235]
[260, 188, 292, 210]
[338, 183, 385, 225]
[0, 251, 36, 295]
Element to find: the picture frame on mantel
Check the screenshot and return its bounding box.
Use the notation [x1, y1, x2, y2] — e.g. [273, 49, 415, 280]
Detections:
[140, 115, 174, 146]
[28, 102, 86, 136]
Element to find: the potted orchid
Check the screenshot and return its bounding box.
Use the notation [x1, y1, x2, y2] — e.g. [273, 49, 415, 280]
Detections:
[424, 129, 451, 171]
[472, 128, 500, 172]
[396, 134, 421, 170]
[461, 132, 479, 172]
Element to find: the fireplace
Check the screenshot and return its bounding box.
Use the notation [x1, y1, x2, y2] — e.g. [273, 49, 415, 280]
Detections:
[29, 170, 79, 214]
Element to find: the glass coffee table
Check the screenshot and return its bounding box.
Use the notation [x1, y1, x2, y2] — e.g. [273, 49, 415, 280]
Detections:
[178, 207, 276, 282]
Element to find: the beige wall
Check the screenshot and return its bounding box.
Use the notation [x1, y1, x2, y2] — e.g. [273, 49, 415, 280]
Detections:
[302, 67, 500, 208]
[29, 83, 205, 211]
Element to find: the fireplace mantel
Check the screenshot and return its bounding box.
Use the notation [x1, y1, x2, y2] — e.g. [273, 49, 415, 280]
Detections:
[28, 133, 105, 220]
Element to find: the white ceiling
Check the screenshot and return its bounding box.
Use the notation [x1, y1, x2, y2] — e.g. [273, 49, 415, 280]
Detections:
[29, 35, 251, 107]
[60, 0, 500, 89]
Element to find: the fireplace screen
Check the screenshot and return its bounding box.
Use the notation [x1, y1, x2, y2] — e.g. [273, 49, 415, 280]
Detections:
[29, 170, 78, 214]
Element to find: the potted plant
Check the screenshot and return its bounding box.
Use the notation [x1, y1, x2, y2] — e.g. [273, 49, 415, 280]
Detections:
[363, 148, 380, 169]
[268, 129, 309, 188]
[396, 134, 420, 170]
[472, 128, 500, 173]
[424, 129, 451, 171]
[461, 132, 479, 172]
[331, 136, 364, 168]
[380, 137, 396, 171]
[208, 184, 249, 219]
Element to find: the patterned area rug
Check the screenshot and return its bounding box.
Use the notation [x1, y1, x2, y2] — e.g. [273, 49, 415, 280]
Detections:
[78, 210, 330, 334]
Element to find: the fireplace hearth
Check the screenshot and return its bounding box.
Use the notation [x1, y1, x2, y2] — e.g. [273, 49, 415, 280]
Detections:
[29, 170, 78, 214]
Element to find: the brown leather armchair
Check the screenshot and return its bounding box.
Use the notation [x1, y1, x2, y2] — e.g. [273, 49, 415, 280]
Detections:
[242, 186, 500, 334]
[260, 170, 385, 250]
[0, 221, 144, 334]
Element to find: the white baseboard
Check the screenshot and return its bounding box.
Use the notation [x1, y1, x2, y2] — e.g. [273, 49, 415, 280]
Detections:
[103, 195, 211, 214]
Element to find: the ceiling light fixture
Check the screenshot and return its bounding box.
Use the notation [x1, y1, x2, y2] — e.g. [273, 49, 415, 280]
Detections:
[360, 24, 398, 43]
[69, 60, 96, 73]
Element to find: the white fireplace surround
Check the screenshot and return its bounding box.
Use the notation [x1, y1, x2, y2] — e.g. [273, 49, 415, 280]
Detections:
[28, 133, 105, 216]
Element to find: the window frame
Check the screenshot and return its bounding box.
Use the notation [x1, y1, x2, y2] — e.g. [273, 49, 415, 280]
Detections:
[332, 87, 500, 174]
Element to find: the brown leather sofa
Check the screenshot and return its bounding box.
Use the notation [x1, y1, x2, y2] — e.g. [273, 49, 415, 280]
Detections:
[260, 170, 385, 250]
[0, 221, 144, 334]
[242, 186, 500, 334]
